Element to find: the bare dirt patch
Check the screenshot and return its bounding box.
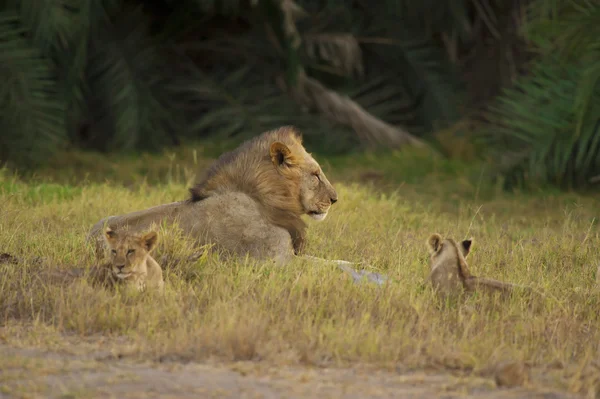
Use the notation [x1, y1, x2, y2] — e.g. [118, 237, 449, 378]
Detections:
[0, 343, 584, 399]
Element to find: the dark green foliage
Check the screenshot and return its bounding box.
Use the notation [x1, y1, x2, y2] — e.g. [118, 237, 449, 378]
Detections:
[294, 0, 468, 134]
[84, 6, 185, 151]
[4, 0, 598, 193]
[0, 0, 471, 169]
[181, 65, 360, 153]
[484, 0, 600, 189]
[0, 10, 65, 168]
[484, 57, 600, 189]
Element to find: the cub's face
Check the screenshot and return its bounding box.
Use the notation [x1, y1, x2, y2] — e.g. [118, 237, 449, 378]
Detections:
[103, 228, 158, 280]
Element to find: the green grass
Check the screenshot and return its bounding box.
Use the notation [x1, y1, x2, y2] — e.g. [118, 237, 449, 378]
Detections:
[1, 144, 600, 396]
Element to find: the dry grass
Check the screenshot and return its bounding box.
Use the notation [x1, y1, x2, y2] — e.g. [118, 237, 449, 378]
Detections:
[1, 147, 600, 396]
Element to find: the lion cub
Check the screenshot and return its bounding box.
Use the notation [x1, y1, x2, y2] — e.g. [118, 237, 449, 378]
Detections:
[101, 227, 164, 293]
[426, 233, 531, 299]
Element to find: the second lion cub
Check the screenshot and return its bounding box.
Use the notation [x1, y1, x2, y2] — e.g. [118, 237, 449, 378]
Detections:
[98, 227, 165, 293]
[426, 233, 533, 300]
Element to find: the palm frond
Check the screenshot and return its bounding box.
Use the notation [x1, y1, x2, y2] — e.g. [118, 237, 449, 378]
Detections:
[482, 56, 600, 188]
[84, 6, 184, 151]
[524, 0, 600, 138]
[361, 33, 465, 133]
[525, 0, 600, 59]
[347, 74, 420, 131]
[15, 0, 80, 57]
[0, 11, 65, 167]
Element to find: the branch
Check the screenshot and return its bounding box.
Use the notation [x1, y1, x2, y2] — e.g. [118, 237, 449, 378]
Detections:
[282, 71, 429, 148]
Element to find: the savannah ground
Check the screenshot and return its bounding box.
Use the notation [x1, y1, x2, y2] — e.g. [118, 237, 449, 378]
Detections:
[1, 142, 599, 398]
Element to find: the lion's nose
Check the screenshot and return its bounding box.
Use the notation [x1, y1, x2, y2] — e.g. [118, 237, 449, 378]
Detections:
[330, 196, 338, 204]
[116, 264, 125, 271]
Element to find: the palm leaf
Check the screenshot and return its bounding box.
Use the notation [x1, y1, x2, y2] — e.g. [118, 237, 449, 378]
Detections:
[482, 56, 600, 188]
[14, 0, 80, 57]
[360, 33, 465, 134]
[523, 0, 600, 145]
[525, 0, 600, 59]
[0, 11, 65, 167]
[347, 74, 420, 131]
[84, 6, 184, 151]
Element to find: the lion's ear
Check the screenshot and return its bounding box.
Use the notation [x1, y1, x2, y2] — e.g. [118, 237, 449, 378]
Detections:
[427, 233, 443, 254]
[141, 231, 159, 252]
[104, 227, 117, 243]
[461, 238, 473, 258]
[270, 141, 296, 167]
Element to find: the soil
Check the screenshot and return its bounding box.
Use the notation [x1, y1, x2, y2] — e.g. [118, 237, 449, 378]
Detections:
[0, 344, 583, 399]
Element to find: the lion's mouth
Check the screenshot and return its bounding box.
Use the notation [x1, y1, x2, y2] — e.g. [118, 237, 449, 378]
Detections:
[114, 271, 132, 279]
[308, 211, 327, 221]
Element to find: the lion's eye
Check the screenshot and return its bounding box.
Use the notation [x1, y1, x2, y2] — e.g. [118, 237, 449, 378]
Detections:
[127, 249, 135, 255]
[313, 173, 320, 181]
[111, 249, 117, 255]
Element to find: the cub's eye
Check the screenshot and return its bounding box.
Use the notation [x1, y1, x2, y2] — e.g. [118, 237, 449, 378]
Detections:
[127, 249, 135, 255]
[111, 249, 117, 255]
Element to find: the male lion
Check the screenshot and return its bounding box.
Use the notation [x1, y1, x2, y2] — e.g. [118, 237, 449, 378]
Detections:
[91, 227, 164, 293]
[426, 233, 534, 299]
[87, 126, 338, 266]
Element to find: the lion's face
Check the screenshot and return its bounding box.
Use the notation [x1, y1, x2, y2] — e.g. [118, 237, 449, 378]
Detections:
[298, 158, 337, 221]
[269, 141, 338, 221]
[103, 228, 158, 280]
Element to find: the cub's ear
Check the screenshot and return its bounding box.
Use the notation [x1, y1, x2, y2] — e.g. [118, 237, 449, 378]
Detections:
[104, 227, 117, 242]
[461, 238, 473, 258]
[427, 233, 443, 254]
[141, 231, 159, 252]
[270, 141, 296, 167]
